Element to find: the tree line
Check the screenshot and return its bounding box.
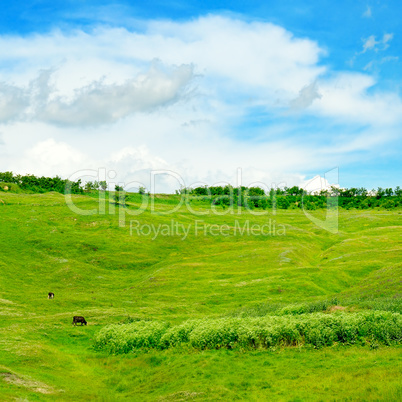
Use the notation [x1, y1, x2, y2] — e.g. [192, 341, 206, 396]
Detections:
[179, 185, 402, 210]
[0, 171, 83, 194]
[1, 171, 401, 210]
[182, 184, 402, 197]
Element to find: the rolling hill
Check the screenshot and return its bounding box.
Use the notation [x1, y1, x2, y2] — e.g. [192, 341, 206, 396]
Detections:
[0, 191, 401, 400]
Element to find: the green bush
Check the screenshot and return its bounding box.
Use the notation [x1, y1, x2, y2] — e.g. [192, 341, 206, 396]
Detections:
[159, 320, 198, 348]
[94, 321, 169, 354]
[94, 311, 402, 354]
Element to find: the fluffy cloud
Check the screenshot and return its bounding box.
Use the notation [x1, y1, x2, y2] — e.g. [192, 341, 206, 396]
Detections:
[143, 16, 325, 92]
[362, 6, 372, 18]
[12, 138, 90, 177]
[39, 64, 193, 126]
[289, 81, 322, 110]
[361, 33, 393, 53]
[0, 83, 29, 122]
[0, 63, 194, 126]
[2, 16, 397, 129]
[0, 15, 401, 190]
[312, 72, 402, 126]
[0, 17, 325, 119]
[364, 55, 399, 71]
[304, 175, 333, 194]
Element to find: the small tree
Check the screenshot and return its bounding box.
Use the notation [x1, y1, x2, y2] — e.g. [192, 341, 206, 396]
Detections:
[357, 187, 367, 197]
[114, 185, 127, 206]
[99, 181, 107, 191]
[385, 188, 393, 197]
[376, 187, 385, 199]
[84, 181, 93, 192]
[330, 186, 341, 197]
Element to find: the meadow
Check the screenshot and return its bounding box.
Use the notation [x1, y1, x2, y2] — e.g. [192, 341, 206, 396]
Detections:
[0, 190, 401, 400]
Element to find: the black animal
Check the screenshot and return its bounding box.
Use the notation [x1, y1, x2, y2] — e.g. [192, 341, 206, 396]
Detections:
[72, 316, 87, 326]
[48, 292, 54, 299]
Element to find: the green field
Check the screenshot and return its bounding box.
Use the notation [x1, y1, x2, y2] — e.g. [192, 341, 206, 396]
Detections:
[0, 191, 401, 400]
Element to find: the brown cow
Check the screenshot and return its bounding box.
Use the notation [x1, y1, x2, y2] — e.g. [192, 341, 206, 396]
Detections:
[72, 316, 87, 326]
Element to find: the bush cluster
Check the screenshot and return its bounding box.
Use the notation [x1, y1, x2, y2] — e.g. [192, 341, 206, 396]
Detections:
[211, 194, 402, 210]
[180, 185, 402, 210]
[0, 171, 83, 194]
[94, 311, 402, 354]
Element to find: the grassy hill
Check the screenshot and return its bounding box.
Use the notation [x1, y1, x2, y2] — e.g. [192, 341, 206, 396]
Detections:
[0, 191, 401, 400]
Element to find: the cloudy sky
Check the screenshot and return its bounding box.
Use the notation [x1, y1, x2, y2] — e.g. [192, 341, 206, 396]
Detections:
[0, 0, 401, 192]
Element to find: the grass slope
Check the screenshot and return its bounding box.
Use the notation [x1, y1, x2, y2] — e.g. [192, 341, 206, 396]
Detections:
[0, 191, 401, 400]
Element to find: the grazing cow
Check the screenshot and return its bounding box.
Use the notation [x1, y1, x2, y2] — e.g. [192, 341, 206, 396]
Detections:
[72, 316, 87, 326]
[48, 292, 54, 299]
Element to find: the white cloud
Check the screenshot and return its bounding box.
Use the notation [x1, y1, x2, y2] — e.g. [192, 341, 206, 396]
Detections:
[38, 63, 194, 126]
[109, 146, 170, 174]
[0, 83, 29, 122]
[311, 72, 402, 126]
[364, 55, 399, 71]
[362, 6, 372, 18]
[362, 35, 378, 53]
[0, 15, 400, 191]
[12, 138, 90, 177]
[361, 33, 394, 53]
[381, 34, 394, 52]
[1, 112, 332, 192]
[303, 175, 332, 194]
[144, 16, 326, 92]
[381, 55, 399, 63]
[0, 16, 325, 109]
[289, 81, 322, 110]
[0, 63, 194, 126]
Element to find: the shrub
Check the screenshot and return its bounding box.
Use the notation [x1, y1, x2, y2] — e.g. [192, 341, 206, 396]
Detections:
[94, 311, 402, 354]
[94, 321, 169, 354]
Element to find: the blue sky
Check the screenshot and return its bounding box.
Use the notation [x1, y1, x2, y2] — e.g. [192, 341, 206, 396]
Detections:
[0, 0, 401, 191]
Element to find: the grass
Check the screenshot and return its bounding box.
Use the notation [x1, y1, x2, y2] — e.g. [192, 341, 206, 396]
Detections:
[0, 191, 401, 400]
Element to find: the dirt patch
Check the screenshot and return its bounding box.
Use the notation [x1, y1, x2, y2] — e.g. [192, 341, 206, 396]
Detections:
[158, 391, 204, 401]
[329, 305, 347, 312]
[0, 371, 55, 394]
